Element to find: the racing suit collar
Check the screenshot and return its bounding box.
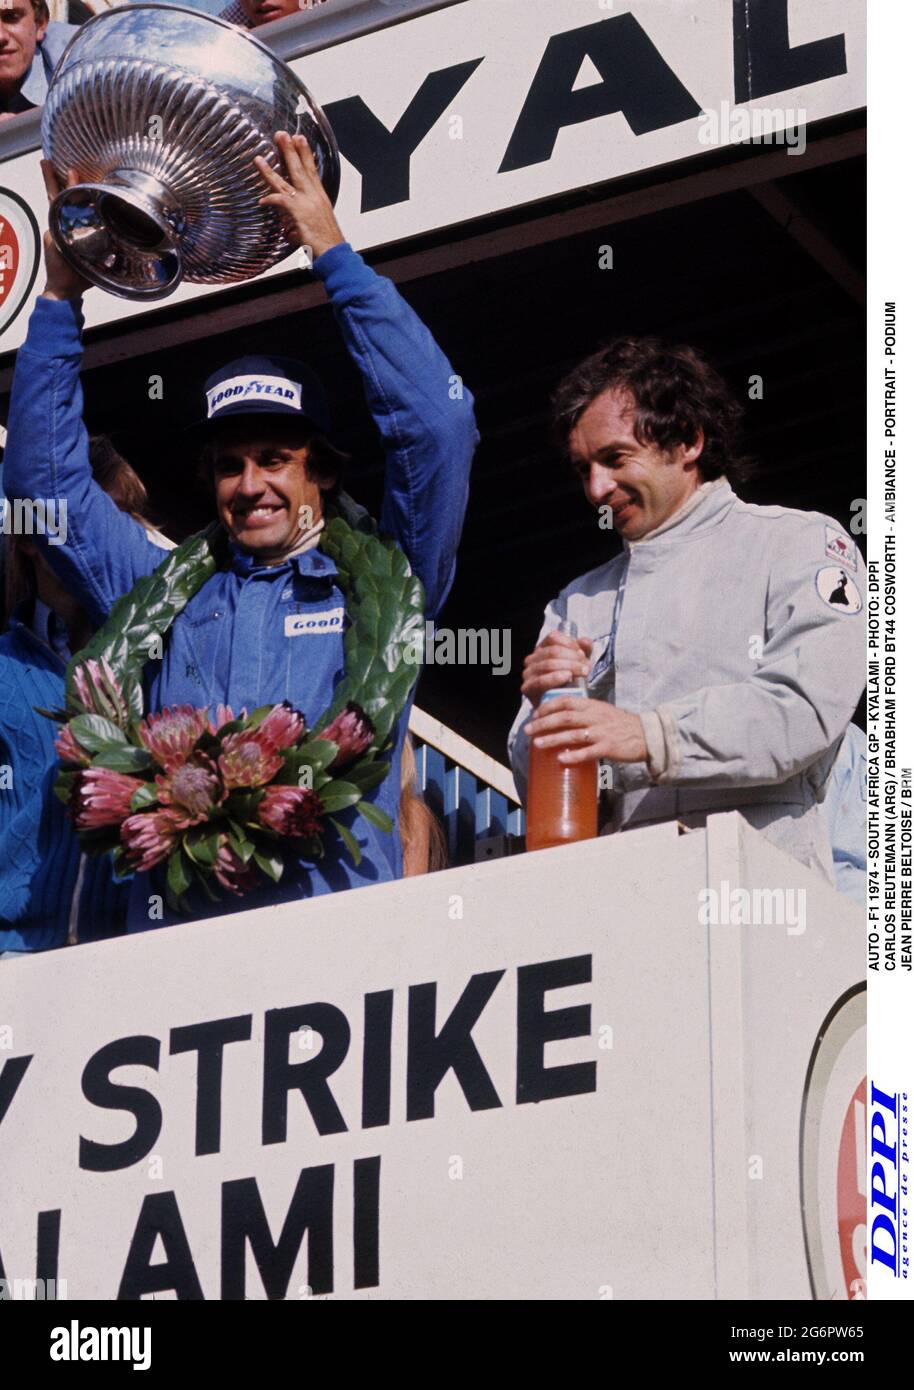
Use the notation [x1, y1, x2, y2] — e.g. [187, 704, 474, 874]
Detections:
[228, 540, 339, 582]
[625, 476, 734, 550]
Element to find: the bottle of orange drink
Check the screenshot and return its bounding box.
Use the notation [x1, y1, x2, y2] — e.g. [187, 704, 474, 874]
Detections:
[525, 622, 598, 852]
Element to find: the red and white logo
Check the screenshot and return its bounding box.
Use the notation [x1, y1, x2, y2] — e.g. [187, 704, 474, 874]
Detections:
[825, 524, 857, 570]
[800, 986, 867, 1300]
[0, 188, 41, 344]
[836, 1079, 867, 1299]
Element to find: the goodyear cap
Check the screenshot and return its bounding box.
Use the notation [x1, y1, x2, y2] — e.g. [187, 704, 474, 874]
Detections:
[196, 354, 332, 436]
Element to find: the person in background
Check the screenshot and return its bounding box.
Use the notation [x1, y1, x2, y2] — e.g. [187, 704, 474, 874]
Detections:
[0, 437, 171, 958]
[0, 0, 76, 118]
[400, 734, 448, 876]
[218, 0, 327, 31]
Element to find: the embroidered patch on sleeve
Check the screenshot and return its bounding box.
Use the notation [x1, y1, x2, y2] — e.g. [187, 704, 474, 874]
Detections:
[825, 525, 857, 570]
[816, 566, 862, 614]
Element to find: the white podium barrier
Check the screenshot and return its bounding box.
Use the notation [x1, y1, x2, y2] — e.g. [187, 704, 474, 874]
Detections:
[0, 813, 864, 1301]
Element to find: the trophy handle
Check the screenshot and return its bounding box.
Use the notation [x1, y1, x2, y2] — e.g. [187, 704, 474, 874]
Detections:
[49, 170, 186, 301]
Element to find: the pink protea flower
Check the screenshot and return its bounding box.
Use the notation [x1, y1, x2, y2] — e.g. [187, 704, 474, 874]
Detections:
[70, 767, 143, 830]
[258, 701, 306, 750]
[55, 723, 91, 767]
[318, 702, 374, 769]
[257, 785, 322, 838]
[138, 706, 210, 773]
[208, 704, 241, 736]
[214, 838, 262, 896]
[72, 656, 129, 727]
[121, 808, 182, 872]
[218, 729, 284, 789]
[155, 759, 223, 828]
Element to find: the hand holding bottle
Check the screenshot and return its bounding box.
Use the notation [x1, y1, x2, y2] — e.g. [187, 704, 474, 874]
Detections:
[521, 629, 593, 707]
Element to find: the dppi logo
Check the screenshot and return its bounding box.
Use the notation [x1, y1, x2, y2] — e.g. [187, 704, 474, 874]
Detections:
[871, 1082, 902, 1278]
[0, 188, 40, 342]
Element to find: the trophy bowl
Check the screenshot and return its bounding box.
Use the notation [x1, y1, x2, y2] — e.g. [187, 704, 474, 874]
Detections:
[41, 3, 340, 301]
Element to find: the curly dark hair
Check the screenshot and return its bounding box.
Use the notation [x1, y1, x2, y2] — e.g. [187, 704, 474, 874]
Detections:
[552, 336, 752, 483]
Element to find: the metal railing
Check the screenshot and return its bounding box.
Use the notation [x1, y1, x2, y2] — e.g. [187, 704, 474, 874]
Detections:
[408, 705, 525, 865]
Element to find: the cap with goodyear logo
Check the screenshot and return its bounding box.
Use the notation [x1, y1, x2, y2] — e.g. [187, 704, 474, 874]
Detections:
[195, 354, 333, 437]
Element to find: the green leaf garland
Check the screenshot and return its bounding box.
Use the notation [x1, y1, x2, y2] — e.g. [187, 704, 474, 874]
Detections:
[51, 505, 426, 910]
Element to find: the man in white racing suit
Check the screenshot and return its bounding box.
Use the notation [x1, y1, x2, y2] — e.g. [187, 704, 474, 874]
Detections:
[509, 337, 865, 882]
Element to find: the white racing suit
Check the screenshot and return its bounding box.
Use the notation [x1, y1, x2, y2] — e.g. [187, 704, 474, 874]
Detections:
[508, 479, 866, 881]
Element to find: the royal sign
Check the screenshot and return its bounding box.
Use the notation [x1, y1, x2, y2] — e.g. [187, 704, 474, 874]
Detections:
[0, 0, 865, 351]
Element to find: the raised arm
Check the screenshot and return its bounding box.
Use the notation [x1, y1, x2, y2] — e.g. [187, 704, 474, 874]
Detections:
[3, 164, 167, 626]
[315, 244, 477, 616]
[255, 133, 479, 616]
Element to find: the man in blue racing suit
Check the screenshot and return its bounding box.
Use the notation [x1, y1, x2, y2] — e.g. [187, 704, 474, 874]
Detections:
[4, 135, 478, 929]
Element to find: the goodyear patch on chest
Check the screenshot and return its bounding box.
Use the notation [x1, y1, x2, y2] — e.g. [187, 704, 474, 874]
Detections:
[284, 607, 344, 636]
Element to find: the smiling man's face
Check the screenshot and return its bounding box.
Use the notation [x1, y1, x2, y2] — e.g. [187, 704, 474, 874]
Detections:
[568, 386, 704, 541]
[0, 2, 44, 101]
[211, 422, 332, 562]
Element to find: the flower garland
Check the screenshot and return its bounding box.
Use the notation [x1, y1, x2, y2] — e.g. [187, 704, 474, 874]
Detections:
[44, 507, 426, 913]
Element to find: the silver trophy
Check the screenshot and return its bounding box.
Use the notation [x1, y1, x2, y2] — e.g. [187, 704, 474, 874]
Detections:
[41, 4, 340, 300]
